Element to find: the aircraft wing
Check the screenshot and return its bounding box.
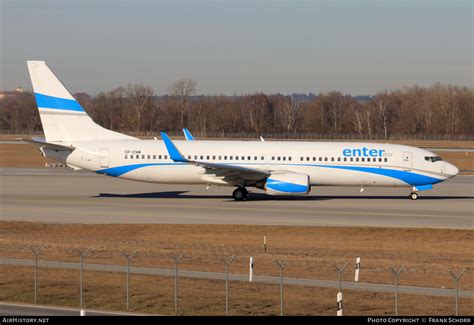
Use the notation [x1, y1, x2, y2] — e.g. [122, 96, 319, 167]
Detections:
[160, 132, 270, 182]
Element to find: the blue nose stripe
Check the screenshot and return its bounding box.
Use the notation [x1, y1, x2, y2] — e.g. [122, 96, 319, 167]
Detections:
[318, 165, 442, 186]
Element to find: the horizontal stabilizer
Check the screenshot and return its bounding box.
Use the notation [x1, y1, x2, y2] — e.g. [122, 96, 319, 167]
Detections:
[20, 137, 75, 151]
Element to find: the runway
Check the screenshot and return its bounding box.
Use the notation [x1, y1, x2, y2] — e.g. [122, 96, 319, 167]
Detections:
[0, 168, 473, 229]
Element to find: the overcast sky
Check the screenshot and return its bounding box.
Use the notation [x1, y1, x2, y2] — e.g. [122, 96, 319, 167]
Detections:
[1, 0, 472, 95]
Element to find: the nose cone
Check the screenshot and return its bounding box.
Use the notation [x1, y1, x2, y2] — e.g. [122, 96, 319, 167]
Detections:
[446, 162, 459, 177]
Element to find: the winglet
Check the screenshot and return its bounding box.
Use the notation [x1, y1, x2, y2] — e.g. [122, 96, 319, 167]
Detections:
[160, 132, 188, 162]
[183, 128, 195, 141]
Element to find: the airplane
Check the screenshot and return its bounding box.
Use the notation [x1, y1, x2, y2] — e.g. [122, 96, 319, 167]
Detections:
[25, 61, 459, 201]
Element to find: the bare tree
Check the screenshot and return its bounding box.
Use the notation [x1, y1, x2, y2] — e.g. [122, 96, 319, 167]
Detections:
[353, 105, 364, 136]
[126, 84, 154, 135]
[281, 98, 303, 136]
[376, 97, 389, 140]
[168, 79, 197, 129]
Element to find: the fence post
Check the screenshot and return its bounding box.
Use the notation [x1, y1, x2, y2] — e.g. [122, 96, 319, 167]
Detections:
[449, 268, 466, 316]
[31, 245, 46, 304]
[121, 251, 138, 311]
[389, 265, 405, 316]
[218, 255, 236, 316]
[171, 253, 186, 315]
[274, 260, 288, 316]
[74, 248, 91, 308]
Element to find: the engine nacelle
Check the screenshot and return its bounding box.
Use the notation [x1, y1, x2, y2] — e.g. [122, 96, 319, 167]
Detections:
[264, 172, 310, 195]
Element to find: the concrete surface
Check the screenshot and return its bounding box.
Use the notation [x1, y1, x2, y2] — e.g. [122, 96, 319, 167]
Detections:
[0, 168, 473, 229]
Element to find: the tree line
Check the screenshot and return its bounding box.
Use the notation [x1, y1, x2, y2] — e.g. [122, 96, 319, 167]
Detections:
[1, 81, 472, 139]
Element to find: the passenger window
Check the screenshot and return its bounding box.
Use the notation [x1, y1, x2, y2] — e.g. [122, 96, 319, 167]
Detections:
[344, 157, 347, 162]
[194, 155, 198, 159]
[187, 155, 191, 159]
[367, 158, 370, 162]
[219, 156, 222, 160]
[254, 156, 257, 160]
[248, 156, 251, 160]
[272, 156, 275, 161]
[142, 155, 145, 159]
[319, 157, 322, 162]
[300, 157, 303, 161]
[206, 155, 210, 160]
[361, 158, 365, 162]
[283, 157, 286, 161]
[230, 156, 233, 160]
[331, 157, 334, 162]
[350, 157, 353, 162]
[153, 155, 156, 159]
[200, 155, 204, 160]
[261, 156, 264, 160]
[125, 155, 128, 159]
[288, 157, 292, 161]
[313, 157, 316, 161]
[306, 157, 310, 161]
[379, 158, 382, 162]
[235, 156, 239, 160]
[147, 155, 151, 159]
[136, 155, 139, 159]
[164, 155, 168, 159]
[384, 158, 388, 162]
[337, 157, 341, 162]
[224, 156, 227, 160]
[324, 157, 328, 162]
[277, 157, 281, 161]
[212, 155, 216, 160]
[356, 157, 359, 162]
[159, 155, 162, 159]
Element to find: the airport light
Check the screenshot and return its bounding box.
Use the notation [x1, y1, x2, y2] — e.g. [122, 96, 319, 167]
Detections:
[274, 260, 288, 316]
[388, 265, 405, 316]
[218, 255, 236, 316]
[73, 248, 91, 308]
[121, 251, 138, 311]
[249, 256, 254, 282]
[449, 268, 466, 316]
[31, 245, 46, 304]
[337, 292, 343, 316]
[334, 261, 348, 316]
[171, 252, 187, 315]
[355, 257, 361, 282]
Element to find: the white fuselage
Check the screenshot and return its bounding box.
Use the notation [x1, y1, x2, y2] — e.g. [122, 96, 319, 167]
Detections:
[53, 139, 458, 189]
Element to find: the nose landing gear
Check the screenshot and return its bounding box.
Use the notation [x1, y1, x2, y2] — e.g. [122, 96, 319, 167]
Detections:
[232, 187, 249, 201]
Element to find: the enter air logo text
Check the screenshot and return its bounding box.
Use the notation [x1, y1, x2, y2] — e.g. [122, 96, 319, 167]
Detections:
[342, 148, 386, 157]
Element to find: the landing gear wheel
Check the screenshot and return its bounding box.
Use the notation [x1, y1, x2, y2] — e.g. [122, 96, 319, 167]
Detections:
[232, 187, 248, 201]
[409, 192, 418, 200]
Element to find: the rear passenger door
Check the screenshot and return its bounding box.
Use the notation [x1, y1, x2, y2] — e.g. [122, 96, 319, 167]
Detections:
[402, 151, 412, 171]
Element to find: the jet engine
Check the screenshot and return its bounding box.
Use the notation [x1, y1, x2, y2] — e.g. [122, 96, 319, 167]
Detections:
[263, 172, 310, 195]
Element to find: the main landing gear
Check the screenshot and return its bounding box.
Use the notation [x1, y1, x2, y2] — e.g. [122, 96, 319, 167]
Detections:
[232, 187, 249, 201]
[409, 192, 418, 200]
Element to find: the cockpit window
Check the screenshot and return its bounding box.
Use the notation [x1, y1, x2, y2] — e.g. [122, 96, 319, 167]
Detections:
[424, 156, 442, 163]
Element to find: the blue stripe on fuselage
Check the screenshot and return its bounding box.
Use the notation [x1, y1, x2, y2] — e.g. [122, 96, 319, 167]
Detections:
[95, 162, 442, 186]
[35, 93, 84, 112]
[315, 165, 442, 186]
[96, 163, 184, 177]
